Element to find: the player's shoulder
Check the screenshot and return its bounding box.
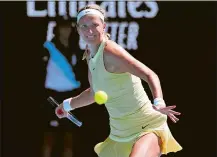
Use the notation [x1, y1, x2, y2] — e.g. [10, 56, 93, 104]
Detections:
[104, 40, 126, 57]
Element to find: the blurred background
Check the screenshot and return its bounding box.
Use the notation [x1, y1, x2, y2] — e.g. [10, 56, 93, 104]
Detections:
[2, 1, 216, 157]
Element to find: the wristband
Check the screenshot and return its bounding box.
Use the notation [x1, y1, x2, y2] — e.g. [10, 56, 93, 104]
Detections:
[63, 98, 74, 112]
[153, 98, 165, 106]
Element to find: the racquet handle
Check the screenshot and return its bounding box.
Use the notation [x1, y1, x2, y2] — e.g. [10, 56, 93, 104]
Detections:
[47, 97, 82, 127]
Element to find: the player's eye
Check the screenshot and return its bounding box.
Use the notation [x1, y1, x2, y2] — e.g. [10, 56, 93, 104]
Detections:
[80, 25, 88, 29]
[93, 23, 99, 27]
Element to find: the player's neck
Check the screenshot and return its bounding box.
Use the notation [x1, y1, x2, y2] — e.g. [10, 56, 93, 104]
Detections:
[87, 38, 104, 57]
[88, 43, 100, 57]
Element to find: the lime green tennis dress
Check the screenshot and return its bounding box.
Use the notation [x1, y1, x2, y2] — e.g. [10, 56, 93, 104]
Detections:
[87, 39, 182, 157]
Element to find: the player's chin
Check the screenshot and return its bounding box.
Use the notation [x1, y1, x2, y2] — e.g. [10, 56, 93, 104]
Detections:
[85, 39, 97, 44]
[84, 37, 100, 44]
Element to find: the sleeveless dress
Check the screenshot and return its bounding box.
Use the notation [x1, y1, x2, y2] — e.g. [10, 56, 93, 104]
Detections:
[86, 39, 182, 157]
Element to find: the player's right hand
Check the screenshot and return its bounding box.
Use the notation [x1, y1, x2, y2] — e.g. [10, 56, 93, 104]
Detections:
[55, 103, 68, 119]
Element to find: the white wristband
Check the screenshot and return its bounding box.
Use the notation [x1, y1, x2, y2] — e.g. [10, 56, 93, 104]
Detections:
[63, 98, 74, 112]
[153, 98, 165, 106]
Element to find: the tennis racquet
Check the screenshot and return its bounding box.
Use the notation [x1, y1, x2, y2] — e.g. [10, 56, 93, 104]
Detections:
[47, 96, 82, 127]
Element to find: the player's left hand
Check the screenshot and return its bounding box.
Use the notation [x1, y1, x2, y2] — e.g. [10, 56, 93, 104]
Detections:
[153, 105, 181, 123]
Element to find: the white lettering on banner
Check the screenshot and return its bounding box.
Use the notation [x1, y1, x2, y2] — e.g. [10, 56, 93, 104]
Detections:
[47, 21, 56, 41]
[101, 1, 116, 18]
[27, 1, 158, 18]
[78, 1, 97, 10]
[58, 1, 67, 16]
[48, 1, 56, 17]
[69, 1, 97, 17]
[144, 2, 159, 18]
[118, 1, 127, 18]
[118, 22, 128, 48]
[69, 1, 77, 17]
[27, 1, 47, 17]
[127, 22, 139, 50]
[128, 2, 144, 18]
[27, 1, 159, 50]
[128, 1, 159, 18]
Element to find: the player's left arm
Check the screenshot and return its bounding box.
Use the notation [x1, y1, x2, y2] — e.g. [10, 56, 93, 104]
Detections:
[104, 41, 181, 123]
[104, 41, 163, 103]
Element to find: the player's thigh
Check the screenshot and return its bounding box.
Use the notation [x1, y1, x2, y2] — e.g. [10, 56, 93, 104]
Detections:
[130, 133, 161, 157]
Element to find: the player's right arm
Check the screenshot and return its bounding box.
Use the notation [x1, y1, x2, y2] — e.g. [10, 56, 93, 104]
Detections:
[55, 69, 95, 118]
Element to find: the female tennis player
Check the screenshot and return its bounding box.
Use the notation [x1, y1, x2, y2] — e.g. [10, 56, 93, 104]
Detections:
[55, 4, 182, 157]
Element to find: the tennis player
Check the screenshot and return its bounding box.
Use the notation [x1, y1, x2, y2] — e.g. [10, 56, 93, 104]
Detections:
[55, 4, 182, 157]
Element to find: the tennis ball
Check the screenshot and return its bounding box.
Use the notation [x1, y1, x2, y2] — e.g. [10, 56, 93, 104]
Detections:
[94, 91, 108, 105]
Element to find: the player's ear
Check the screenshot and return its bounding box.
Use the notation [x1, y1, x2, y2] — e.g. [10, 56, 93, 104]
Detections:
[103, 22, 106, 30]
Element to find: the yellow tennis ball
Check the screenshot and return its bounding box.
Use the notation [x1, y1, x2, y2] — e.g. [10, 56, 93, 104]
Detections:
[94, 91, 108, 105]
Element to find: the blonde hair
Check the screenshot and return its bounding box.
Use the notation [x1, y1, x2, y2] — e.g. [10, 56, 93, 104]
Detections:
[77, 4, 110, 40]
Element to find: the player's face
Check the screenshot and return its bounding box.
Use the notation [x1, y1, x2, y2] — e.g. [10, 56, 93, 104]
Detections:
[59, 25, 72, 39]
[77, 15, 106, 44]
